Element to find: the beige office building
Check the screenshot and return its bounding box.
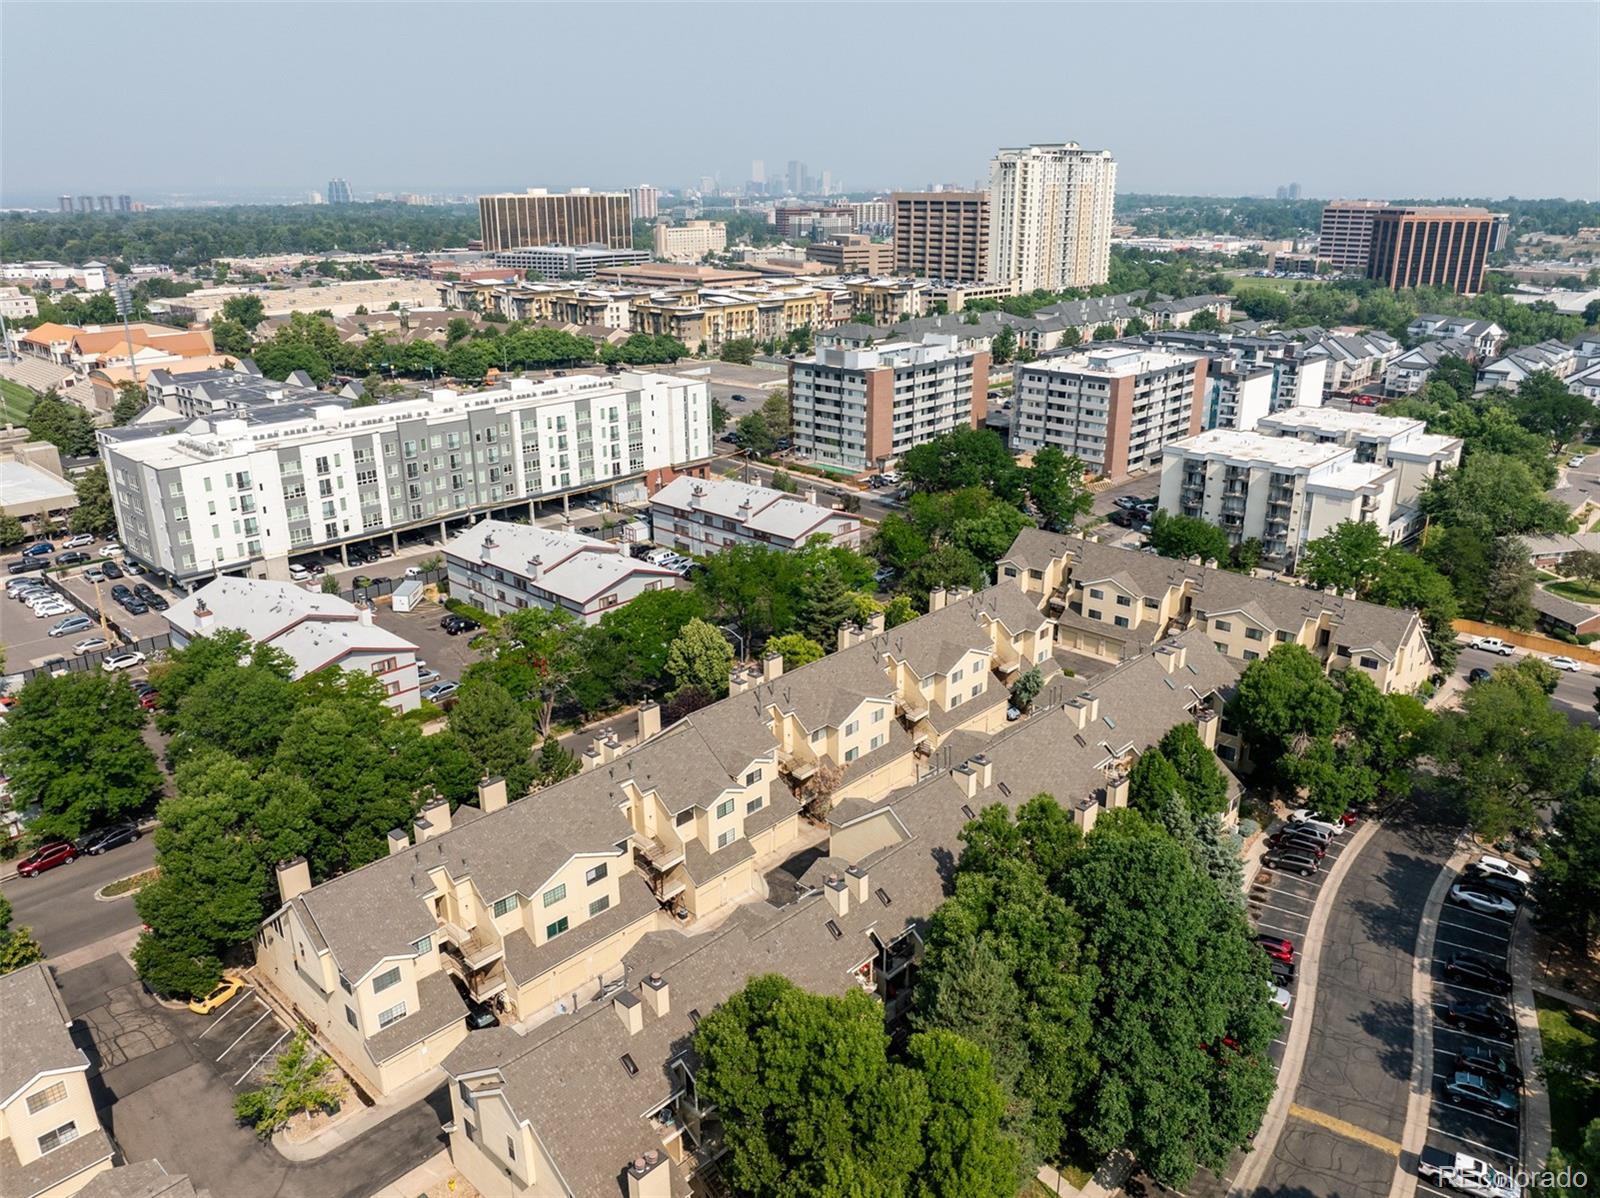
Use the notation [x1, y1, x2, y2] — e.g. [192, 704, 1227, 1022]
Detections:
[652, 221, 728, 263]
[892, 191, 990, 281]
[1317, 200, 1389, 272]
[478, 189, 633, 252]
[988, 143, 1117, 291]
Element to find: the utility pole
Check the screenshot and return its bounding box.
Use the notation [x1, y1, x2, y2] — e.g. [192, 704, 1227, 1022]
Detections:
[113, 281, 139, 389]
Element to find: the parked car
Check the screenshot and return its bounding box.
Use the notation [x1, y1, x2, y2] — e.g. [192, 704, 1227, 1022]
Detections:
[1443, 953, 1512, 995]
[1443, 1071, 1519, 1119]
[1270, 986, 1292, 1012]
[42, 657, 70, 677]
[101, 560, 124, 580]
[1288, 809, 1346, 836]
[83, 566, 106, 584]
[1443, 998, 1515, 1039]
[421, 680, 460, 704]
[54, 551, 91, 567]
[416, 665, 441, 685]
[289, 563, 310, 581]
[101, 651, 147, 673]
[1449, 885, 1517, 917]
[120, 598, 149, 615]
[376, 544, 394, 558]
[17, 841, 78, 876]
[73, 636, 112, 654]
[98, 543, 125, 558]
[7, 558, 48, 575]
[1569, 455, 1588, 468]
[1267, 958, 1296, 986]
[1417, 1147, 1521, 1198]
[1466, 870, 1527, 903]
[21, 542, 55, 558]
[62, 533, 95, 549]
[142, 591, 168, 611]
[464, 1000, 500, 1031]
[1547, 655, 1582, 672]
[122, 560, 145, 576]
[110, 583, 132, 601]
[1468, 636, 1515, 656]
[48, 614, 93, 637]
[33, 601, 72, 619]
[78, 821, 141, 855]
[1471, 856, 1532, 887]
[441, 614, 481, 636]
[1267, 830, 1326, 858]
[187, 972, 246, 1015]
[138, 690, 160, 710]
[1254, 935, 1295, 963]
[1263, 848, 1320, 877]
[1455, 1046, 1521, 1089]
[1468, 667, 1493, 684]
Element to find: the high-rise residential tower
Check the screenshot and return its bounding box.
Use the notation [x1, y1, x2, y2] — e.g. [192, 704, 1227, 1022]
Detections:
[627, 184, 660, 221]
[326, 178, 352, 204]
[988, 142, 1117, 291]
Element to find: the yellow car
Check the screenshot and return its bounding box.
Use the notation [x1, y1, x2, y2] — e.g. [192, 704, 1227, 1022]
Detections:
[187, 972, 246, 1015]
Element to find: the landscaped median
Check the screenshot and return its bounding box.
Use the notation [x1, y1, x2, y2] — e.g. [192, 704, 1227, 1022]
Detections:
[1534, 994, 1600, 1174]
[95, 867, 159, 901]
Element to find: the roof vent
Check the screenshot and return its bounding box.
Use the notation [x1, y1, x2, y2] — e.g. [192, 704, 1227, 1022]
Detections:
[825, 919, 843, 940]
[620, 1053, 639, 1076]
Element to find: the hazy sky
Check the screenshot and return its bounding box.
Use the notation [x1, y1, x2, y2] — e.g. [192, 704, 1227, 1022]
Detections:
[4, 1, 1597, 204]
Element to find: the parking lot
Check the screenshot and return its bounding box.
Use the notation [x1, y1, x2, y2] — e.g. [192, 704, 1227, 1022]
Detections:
[189, 984, 295, 1091]
[1421, 867, 1524, 1187]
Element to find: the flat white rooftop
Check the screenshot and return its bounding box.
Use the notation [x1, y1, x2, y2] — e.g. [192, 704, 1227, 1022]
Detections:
[1165, 428, 1351, 469]
[1258, 405, 1425, 438]
[1022, 347, 1203, 378]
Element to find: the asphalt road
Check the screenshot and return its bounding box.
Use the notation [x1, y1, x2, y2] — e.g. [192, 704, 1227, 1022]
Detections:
[1452, 644, 1596, 726]
[710, 450, 900, 524]
[1, 834, 155, 956]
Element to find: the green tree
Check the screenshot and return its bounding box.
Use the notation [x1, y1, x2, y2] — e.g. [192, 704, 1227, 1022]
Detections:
[568, 588, 706, 713]
[0, 895, 45, 975]
[1423, 523, 1494, 618]
[664, 618, 736, 697]
[909, 1030, 1026, 1198]
[1150, 509, 1231, 564]
[0, 672, 162, 841]
[1513, 370, 1593, 443]
[796, 559, 856, 645]
[166, 660, 300, 765]
[0, 511, 24, 547]
[1185, 308, 1222, 332]
[1091, 323, 1118, 340]
[1230, 537, 1263, 573]
[1562, 549, 1600, 586]
[1009, 667, 1043, 713]
[1419, 453, 1571, 537]
[68, 465, 117, 535]
[765, 631, 825, 670]
[1155, 722, 1231, 818]
[1367, 549, 1462, 673]
[735, 410, 777, 456]
[1063, 831, 1279, 1186]
[25, 391, 98, 456]
[532, 735, 581, 787]
[1299, 520, 1386, 593]
[695, 976, 929, 1196]
[1430, 660, 1597, 840]
[768, 468, 797, 493]
[899, 427, 1024, 504]
[221, 294, 267, 329]
[111, 380, 145, 426]
[1027, 446, 1093, 532]
[719, 337, 758, 365]
[1534, 787, 1600, 954]
[232, 1028, 343, 1138]
[471, 606, 586, 738]
[1482, 536, 1538, 630]
[448, 677, 535, 798]
[1228, 643, 1342, 780]
[990, 324, 1018, 365]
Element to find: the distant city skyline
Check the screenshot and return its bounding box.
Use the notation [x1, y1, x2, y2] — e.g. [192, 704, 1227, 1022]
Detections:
[2, 2, 1595, 204]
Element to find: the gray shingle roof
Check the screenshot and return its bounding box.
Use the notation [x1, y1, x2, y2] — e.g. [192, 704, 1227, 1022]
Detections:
[77, 1160, 208, 1198]
[0, 962, 82, 1105]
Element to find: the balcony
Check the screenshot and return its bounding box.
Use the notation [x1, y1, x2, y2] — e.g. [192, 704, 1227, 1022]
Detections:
[637, 834, 686, 874]
[439, 921, 504, 971]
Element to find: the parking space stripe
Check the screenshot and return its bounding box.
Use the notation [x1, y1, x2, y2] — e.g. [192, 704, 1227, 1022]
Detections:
[197, 991, 258, 1040]
[1287, 1103, 1400, 1156]
[235, 1027, 290, 1086]
[1432, 1021, 1515, 1047]
[1426, 1126, 1518, 1162]
[1431, 1103, 1520, 1132]
[1437, 919, 1510, 942]
[1433, 932, 1510, 954]
[216, 1008, 272, 1061]
[1433, 979, 1509, 1001]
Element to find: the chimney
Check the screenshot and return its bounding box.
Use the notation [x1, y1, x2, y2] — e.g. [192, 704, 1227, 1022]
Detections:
[689, 484, 705, 509]
[1073, 797, 1100, 833]
[951, 585, 974, 602]
[386, 829, 410, 856]
[626, 1150, 672, 1198]
[971, 754, 993, 789]
[928, 586, 947, 612]
[730, 668, 750, 696]
[954, 764, 978, 798]
[804, 488, 818, 506]
[526, 556, 542, 579]
[193, 600, 215, 633]
[613, 988, 643, 1035]
[865, 609, 886, 636]
[594, 735, 614, 764]
[275, 857, 311, 903]
[1195, 707, 1219, 750]
[637, 700, 661, 741]
[837, 622, 861, 652]
[824, 874, 849, 917]
[763, 651, 783, 682]
[1065, 697, 1090, 729]
[478, 775, 508, 814]
[845, 865, 870, 904]
[642, 971, 670, 1018]
[582, 746, 602, 772]
[356, 601, 374, 627]
[1079, 692, 1100, 724]
[420, 799, 451, 836]
[1105, 770, 1130, 809]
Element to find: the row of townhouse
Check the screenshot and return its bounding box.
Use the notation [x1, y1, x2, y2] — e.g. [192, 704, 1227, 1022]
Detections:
[252, 583, 1057, 1100]
[1476, 334, 1600, 394]
[1129, 329, 1331, 416]
[1405, 314, 1506, 359]
[1383, 338, 1478, 397]
[97, 370, 713, 587]
[998, 529, 1435, 696]
[1298, 329, 1402, 398]
[437, 628, 1239, 1198]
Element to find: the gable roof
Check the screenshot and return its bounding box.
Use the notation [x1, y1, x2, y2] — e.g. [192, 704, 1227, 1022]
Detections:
[0, 962, 84, 1107]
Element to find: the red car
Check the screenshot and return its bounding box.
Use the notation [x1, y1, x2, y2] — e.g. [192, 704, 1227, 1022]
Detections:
[1254, 935, 1295, 963]
[139, 690, 159, 710]
[17, 841, 78, 877]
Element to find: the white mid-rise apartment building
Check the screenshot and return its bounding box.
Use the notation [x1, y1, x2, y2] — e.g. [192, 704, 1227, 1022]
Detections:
[787, 333, 989, 471]
[1158, 406, 1462, 565]
[651, 221, 728, 263]
[1011, 347, 1205, 478]
[988, 142, 1117, 291]
[99, 371, 711, 585]
[650, 475, 862, 554]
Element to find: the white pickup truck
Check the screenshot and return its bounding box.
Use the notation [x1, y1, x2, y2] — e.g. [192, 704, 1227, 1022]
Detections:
[1468, 636, 1516, 656]
[1418, 1147, 1522, 1197]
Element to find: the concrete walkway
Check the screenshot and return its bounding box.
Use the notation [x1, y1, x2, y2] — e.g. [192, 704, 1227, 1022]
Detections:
[1532, 979, 1599, 1012]
[365, 1149, 458, 1198]
[1511, 903, 1554, 1173]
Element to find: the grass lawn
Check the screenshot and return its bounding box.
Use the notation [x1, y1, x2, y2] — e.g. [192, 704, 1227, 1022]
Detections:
[1535, 994, 1600, 1160]
[1228, 275, 1331, 294]
[1537, 570, 1561, 582]
[99, 867, 158, 898]
[1545, 580, 1600, 604]
[0, 377, 39, 424]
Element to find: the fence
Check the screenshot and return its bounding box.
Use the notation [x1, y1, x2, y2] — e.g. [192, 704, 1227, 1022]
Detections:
[1452, 618, 1600, 667]
[333, 567, 447, 604]
[10, 631, 173, 685]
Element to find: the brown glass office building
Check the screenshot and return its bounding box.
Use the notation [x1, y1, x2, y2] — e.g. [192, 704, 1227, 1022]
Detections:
[1366, 206, 1495, 295]
[477, 191, 633, 252]
[892, 192, 990, 282]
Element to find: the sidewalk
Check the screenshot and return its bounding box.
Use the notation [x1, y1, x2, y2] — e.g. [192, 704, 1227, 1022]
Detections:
[1532, 980, 1599, 1012]
[366, 1150, 462, 1198]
